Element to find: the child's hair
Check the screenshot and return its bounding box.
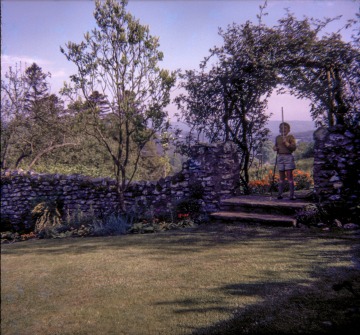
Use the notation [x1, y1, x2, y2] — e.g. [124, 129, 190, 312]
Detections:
[279, 122, 290, 130]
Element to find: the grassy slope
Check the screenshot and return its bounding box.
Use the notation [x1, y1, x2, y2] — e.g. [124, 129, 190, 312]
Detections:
[1, 224, 359, 335]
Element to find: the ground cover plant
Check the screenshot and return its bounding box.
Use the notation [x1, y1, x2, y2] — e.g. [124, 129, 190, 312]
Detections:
[1, 223, 359, 335]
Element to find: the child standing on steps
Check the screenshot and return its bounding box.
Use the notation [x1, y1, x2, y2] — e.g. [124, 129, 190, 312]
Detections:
[273, 122, 297, 200]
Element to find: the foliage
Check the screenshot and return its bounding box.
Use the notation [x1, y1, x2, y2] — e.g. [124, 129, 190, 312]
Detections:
[31, 199, 63, 233]
[60, 0, 177, 210]
[92, 214, 131, 236]
[294, 202, 358, 227]
[1, 63, 78, 170]
[295, 204, 327, 226]
[249, 168, 313, 194]
[175, 20, 274, 193]
[254, 140, 314, 167]
[258, 139, 277, 164]
[274, 13, 360, 128]
[175, 197, 202, 217]
[64, 205, 97, 229]
[128, 219, 195, 234]
[294, 141, 314, 160]
[175, 4, 359, 193]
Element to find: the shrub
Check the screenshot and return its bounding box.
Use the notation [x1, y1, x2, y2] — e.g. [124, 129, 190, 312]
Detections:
[65, 205, 98, 229]
[293, 169, 313, 190]
[92, 214, 132, 236]
[31, 200, 63, 233]
[175, 197, 202, 218]
[248, 169, 277, 194]
[295, 204, 326, 226]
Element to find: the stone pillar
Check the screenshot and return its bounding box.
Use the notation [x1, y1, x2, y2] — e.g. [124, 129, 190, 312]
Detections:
[187, 141, 240, 212]
[313, 125, 360, 212]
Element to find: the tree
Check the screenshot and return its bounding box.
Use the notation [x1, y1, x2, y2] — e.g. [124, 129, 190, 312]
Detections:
[260, 140, 277, 164]
[273, 13, 360, 128]
[24, 63, 50, 112]
[175, 6, 359, 193]
[1, 63, 78, 170]
[175, 21, 275, 193]
[60, 0, 177, 210]
[1, 63, 28, 169]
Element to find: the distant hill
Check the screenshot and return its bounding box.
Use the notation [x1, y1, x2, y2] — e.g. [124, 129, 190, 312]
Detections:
[267, 120, 316, 134]
[170, 120, 316, 142]
[267, 120, 316, 142]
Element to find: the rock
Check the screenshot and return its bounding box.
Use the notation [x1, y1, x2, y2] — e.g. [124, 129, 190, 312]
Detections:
[333, 182, 343, 189]
[343, 223, 359, 230]
[1, 231, 13, 239]
[142, 226, 155, 233]
[329, 175, 340, 182]
[333, 219, 343, 228]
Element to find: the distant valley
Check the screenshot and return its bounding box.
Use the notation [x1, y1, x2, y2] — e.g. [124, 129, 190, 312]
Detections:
[267, 120, 316, 142]
[171, 120, 317, 143]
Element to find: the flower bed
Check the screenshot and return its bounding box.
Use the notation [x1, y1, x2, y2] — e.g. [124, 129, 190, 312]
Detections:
[249, 169, 313, 194]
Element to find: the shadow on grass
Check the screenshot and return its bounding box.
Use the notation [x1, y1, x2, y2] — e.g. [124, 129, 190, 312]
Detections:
[1, 224, 271, 256]
[190, 245, 360, 335]
[151, 263, 360, 335]
[4, 223, 354, 255]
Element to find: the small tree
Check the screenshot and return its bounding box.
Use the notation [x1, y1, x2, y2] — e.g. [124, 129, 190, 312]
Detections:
[61, 0, 176, 210]
[1, 63, 77, 170]
[175, 22, 275, 193]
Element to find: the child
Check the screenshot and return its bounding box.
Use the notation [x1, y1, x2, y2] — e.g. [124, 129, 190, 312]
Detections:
[273, 122, 297, 200]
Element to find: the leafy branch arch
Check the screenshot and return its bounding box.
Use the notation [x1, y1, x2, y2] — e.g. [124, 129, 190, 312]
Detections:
[175, 12, 359, 192]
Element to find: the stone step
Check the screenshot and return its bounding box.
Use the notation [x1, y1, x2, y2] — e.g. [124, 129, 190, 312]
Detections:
[210, 194, 314, 227]
[210, 211, 297, 227]
[220, 195, 312, 216]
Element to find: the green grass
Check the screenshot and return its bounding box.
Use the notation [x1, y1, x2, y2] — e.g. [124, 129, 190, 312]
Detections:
[296, 157, 314, 174]
[1, 224, 359, 335]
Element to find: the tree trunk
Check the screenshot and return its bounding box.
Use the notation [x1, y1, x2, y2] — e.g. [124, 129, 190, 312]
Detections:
[326, 69, 335, 127]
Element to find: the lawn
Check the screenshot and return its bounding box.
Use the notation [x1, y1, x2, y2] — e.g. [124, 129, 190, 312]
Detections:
[1, 224, 360, 335]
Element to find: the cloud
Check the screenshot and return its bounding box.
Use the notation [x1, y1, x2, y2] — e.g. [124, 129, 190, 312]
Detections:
[1, 54, 71, 94]
[1, 54, 52, 70]
[1, 54, 69, 76]
[51, 70, 68, 78]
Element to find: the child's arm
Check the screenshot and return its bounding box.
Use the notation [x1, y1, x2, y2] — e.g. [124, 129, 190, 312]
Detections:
[284, 135, 296, 152]
[273, 136, 279, 151]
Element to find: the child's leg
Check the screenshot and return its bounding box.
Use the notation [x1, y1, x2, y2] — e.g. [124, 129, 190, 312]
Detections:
[286, 170, 296, 199]
[278, 170, 285, 199]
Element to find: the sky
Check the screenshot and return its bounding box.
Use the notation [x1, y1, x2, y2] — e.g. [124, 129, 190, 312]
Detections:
[1, 0, 359, 122]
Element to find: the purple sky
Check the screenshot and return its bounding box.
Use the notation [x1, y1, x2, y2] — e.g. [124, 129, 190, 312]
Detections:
[2, 0, 359, 122]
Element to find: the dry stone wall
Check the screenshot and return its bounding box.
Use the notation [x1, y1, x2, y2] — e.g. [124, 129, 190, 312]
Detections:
[1, 142, 240, 230]
[313, 125, 360, 213]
